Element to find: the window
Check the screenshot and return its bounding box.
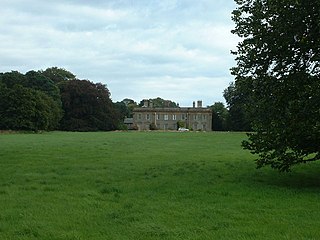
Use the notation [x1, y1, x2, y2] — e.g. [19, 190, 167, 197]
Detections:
[172, 114, 176, 120]
[146, 114, 150, 120]
[181, 114, 186, 120]
[157, 114, 160, 120]
[164, 114, 169, 120]
[138, 114, 142, 120]
[193, 123, 197, 130]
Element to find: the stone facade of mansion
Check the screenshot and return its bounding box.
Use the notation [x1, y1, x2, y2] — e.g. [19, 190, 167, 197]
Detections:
[132, 100, 212, 131]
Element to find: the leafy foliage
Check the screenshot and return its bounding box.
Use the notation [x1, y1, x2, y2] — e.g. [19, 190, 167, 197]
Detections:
[0, 68, 122, 132]
[231, 0, 320, 171]
[59, 79, 117, 131]
[0, 71, 62, 131]
[113, 101, 130, 120]
[0, 84, 61, 131]
[139, 97, 178, 108]
[25, 70, 62, 104]
[223, 82, 252, 131]
[122, 98, 138, 118]
[41, 67, 76, 84]
[210, 102, 230, 131]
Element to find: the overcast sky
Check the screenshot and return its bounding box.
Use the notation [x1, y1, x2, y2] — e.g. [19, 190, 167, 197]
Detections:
[0, 0, 239, 107]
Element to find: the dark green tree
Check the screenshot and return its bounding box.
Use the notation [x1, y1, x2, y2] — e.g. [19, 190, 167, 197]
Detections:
[25, 70, 62, 104]
[0, 71, 25, 88]
[231, 0, 320, 171]
[41, 67, 76, 84]
[114, 101, 130, 119]
[223, 82, 252, 131]
[139, 97, 178, 108]
[122, 98, 138, 118]
[210, 102, 229, 131]
[59, 79, 117, 131]
[0, 71, 62, 131]
[113, 101, 130, 130]
[0, 84, 61, 131]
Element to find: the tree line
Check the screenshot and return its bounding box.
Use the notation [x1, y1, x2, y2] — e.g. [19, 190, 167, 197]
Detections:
[0, 68, 123, 132]
[0, 66, 250, 132]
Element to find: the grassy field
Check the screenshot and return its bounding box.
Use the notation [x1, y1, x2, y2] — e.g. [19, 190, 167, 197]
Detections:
[0, 131, 320, 240]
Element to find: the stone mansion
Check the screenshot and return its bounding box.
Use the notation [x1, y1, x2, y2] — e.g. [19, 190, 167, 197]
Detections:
[132, 100, 212, 131]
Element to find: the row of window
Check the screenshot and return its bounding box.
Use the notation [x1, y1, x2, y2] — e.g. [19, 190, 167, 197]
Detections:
[137, 113, 208, 121]
[141, 123, 208, 131]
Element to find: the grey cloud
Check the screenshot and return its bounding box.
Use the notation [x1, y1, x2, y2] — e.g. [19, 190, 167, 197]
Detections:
[0, 0, 238, 104]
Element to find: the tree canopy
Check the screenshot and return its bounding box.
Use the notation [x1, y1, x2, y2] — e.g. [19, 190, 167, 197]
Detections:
[139, 97, 178, 108]
[0, 68, 121, 132]
[231, 0, 320, 171]
[210, 102, 229, 131]
[0, 75, 62, 131]
[223, 82, 252, 131]
[59, 79, 117, 131]
[41, 67, 76, 84]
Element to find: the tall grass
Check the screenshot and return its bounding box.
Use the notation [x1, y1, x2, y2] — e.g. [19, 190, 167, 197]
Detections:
[0, 131, 320, 239]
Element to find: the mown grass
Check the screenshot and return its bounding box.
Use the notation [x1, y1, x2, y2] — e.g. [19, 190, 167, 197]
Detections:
[0, 131, 320, 239]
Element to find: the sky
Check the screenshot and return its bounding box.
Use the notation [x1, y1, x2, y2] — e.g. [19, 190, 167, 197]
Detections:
[0, 0, 239, 107]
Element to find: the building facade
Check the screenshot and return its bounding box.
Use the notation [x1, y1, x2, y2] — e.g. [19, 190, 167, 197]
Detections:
[133, 100, 212, 131]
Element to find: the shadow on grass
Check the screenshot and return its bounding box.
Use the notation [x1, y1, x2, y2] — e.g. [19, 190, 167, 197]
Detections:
[246, 162, 320, 190]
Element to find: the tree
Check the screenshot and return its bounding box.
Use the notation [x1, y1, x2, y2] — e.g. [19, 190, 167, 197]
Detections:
[59, 79, 117, 131]
[139, 97, 178, 108]
[113, 99, 138, 120]
[41, 67, 76, 84]
[113, 101, 130, 130]
[231, 0, 320, 171]
[0, 71, 62, 131]
[122, 98, 138, 118]
[210, 102, 229, 131]
[114, 101, 130, 120]
[0, 84, 61, 131]
[0, 71, 26, 88]
[25, 70, 62, 104]
[223, 82, 251, 131]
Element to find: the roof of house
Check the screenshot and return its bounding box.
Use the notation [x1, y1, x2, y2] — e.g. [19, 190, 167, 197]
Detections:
[133, 107, 212, 113]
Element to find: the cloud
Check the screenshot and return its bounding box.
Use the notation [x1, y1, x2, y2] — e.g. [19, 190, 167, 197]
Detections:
[0, 0, 238, 106]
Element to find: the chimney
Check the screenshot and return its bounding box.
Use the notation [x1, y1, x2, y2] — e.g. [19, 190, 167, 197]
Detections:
[193, 101, 195, 108]
[143, 99, 149, 107]
[197, 100, 202, 108]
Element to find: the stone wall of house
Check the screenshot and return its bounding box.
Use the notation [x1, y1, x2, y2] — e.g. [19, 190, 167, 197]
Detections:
[132, 102, 212, 131]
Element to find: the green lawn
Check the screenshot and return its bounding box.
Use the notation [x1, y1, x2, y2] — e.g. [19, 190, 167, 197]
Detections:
[0, 131, 320, 239]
